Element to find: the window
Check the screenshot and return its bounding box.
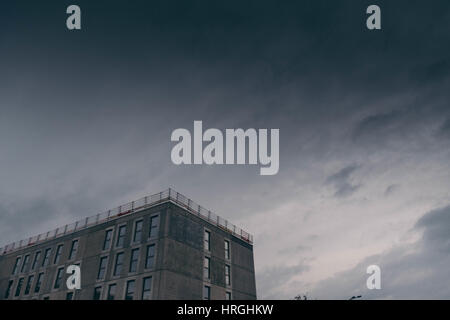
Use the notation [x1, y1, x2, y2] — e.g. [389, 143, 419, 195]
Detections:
[103, 229, 113, 250]
[66, 292, 74, 300]
[31, 251, 41, 270]
[15, 278, 24, 297]
[226, 291, 232, 300]
[68, 240, 79, 260]
[129, 248, 139, 273]
[4, 280, 13, 299]
[34, 273, 44, 293]
[142, 277, 152, 300]
[97, 256, 108, 280]
[54, 244, 63, 264]
[42, 248, 51, 267]
[43, 296, 50, 300]
[107, 284, 116, 300]
[224, 240, 230, 260]
[149, 215, 160, 238]
[21, 255, 30, 273]
[93, 286, 102, 300]
[24, 275, 34, 295]
[125, 280, 135, 300]
[203, 286, 210, 300]
[113, 252, 124, 276]
[54, 267, 64, 289]
[116, 225, 126, 247]
[133, 220, 143, 242]
[145, 244, 155, 269]
[225, 265, 231, 286]
[204, 230, 210, 251]
[204, 257, 210, 279]
[12, 257, 21, 275]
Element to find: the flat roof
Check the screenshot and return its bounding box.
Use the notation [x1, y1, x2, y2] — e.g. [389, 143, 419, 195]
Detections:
[0, 188, 253, 256]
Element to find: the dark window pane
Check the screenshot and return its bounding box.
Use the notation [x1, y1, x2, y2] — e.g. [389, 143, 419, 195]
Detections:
[21, 255, 30, 273]
[125, 280, 135, 300]
[15, 278, 24, 297]
[34, 273, 44, 293]
[31, 251, 41, 270]
[69, 240, 79, 260]
[103, 230, 113, 250]
[204, 230, 210, 251]
[116, 226, 126, 247]
[107, 284, 116, 300]
[24, 275, 34, 295]
[66, 292, 74, 300]
[93, 287, 102, 300]
[5, 280, 14, 299]
[113, 252, 124, 276]
[134, 220, 143, 242]
[129, 248, 139, 273]
[203, 286, 210, 300]
[12, 257, 21, 275]
[54, 267, 64, 289]
[54, 245, 63, 264]
[97, 257, 108, 279]
[204, 257, 210, 279]
[142, 277, 152, 300]
[145, 244, 155, 269]
[42, 248, 52, 267]
[149, 215, 160, 238]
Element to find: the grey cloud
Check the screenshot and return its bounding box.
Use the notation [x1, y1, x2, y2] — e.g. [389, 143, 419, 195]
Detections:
[384, 184, 399, 197]
[311, 204, 450, 299]
[326, 164, 361, 198]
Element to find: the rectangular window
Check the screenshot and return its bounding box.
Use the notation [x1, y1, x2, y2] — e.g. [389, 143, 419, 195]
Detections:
[224, 240, 230, 260]
[12, 257, 21, 275]
[68, 240, 79, 260]
[107, 284, 116, 300]
[34, 273, 44, 293]
[4, 280, 14, 299]
[226, 291, 232, 300]
[203, 286, 210, 300]
[15, 278, 24, 297]
[133, 220, 143, 242]
[54, 244, 64, 264]
[129, 248, 139, 273]
[113, 252, 124, 276]
[204, 257, 210, 279]
[149, 215, 160, 238]
[103, 229, 113, 250]
[54, 267, 64, 289]
[97, 256, 108, 280]
[225, 265, 231, 286]
[66, 292, 74, 300]
[145, 244, 155, 269]
[43, 296, 50, 300]
[24, 275, 34, 295]
[31, 251, 41, 270]
[142, 277, 152, 300]
[204, 230, 210, 251]
[21, 255, 30, 273]
[125, 280, 135, 300]
[116, 225, 126, 248]
[93, 286, 102, 300]
[42, 248, 51, 267]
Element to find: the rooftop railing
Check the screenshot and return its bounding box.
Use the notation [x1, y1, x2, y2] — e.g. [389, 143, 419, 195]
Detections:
[0, 188, 253, 256]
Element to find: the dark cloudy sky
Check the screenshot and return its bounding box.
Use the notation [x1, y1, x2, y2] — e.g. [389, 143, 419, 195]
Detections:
[1, 0, 450, 299]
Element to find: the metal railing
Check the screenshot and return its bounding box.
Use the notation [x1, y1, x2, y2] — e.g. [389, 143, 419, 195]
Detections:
[0, 188, 253, 256]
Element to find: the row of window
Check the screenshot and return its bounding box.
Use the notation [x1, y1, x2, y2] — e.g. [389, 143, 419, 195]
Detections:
[203, 285, 232, 300]
[10, 213, 160, 277]
[204, 230, 231, 260]
[11, 240, 79, 276]
[97, 244, 156, 280]
[5, 272, 45, 299]
[103, 215, 160, 251]
[92, 277, 153, 300]
[203, 257, 231, 286]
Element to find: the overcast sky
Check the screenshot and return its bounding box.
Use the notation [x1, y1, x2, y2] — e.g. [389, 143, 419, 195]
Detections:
[1, 0, 450, 299]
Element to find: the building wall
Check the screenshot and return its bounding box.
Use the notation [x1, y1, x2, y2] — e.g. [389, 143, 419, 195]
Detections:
[0, 201, 256, 300]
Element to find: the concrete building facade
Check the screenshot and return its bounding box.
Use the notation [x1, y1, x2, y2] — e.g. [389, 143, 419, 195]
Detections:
[0, 189, 256, 300]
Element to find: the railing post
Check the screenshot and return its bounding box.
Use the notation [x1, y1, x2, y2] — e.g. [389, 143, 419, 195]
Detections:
[85, 217, 89, 227]
[75, 221, 79, 230]
[96, 213, 100, 223]
[145, 196, 148, 205]
[64, 224, 68, 234]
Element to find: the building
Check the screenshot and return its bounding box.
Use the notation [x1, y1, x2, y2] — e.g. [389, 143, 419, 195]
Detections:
[0, 189, 256, 300]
